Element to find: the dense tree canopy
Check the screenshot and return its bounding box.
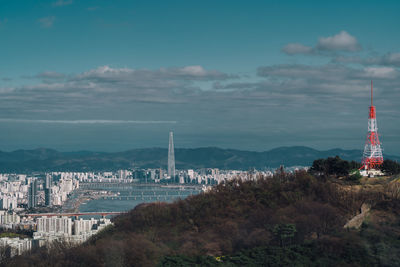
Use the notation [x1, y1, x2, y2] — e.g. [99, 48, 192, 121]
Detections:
[309, 156, 360, 178]
[381, 159, 400, 175]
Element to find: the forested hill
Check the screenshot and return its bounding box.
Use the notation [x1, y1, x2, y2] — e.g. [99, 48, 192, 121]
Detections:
[0, 146, 399, 172]
[5, 171, 400, 266]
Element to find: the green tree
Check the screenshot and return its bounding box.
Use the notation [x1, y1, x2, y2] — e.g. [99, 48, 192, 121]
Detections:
[310, 156, 353, 177]
[273, 224, 297, 247]
[381, 159, 400, 175]
[348, 170, 362, 181]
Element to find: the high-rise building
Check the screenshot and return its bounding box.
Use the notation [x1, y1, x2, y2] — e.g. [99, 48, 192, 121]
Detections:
[118, 170, 128, 179]
[0, 196, 17, 210]
[45, 174, 52, 189]
[0, 211, 20, 224]
[44, 188, 52, 206]
[168, 131, 176, 178]
[37, 216, 72, 235]
[44, 174, 53, 206]
[28, 179, 38, 209]
[73, 218, 97, 235]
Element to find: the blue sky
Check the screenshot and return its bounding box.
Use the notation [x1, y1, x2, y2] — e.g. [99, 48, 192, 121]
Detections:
[0, 0, 399, 154]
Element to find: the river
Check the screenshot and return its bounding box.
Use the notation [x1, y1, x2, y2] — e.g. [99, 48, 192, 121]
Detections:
[77, 183, 202, 213]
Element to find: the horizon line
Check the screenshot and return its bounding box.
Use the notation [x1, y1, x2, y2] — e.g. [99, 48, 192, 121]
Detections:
[0, 119, 177, 124]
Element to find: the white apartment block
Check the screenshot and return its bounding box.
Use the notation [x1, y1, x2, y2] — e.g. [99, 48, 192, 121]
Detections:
[0, 237, 32, 256]
[34, 217, 112, 246]
[37, 216, 72, 235]
[0, 211, 20, 225]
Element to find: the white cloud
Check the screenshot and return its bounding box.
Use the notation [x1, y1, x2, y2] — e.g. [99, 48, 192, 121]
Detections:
[380, 52, 400, 67]
[78, 66, 133, 78]
[0, 65, 237, 116]
[386, 53, 400, 63]
[257, 64, 350, 81]
[363, 67, 398, 79]
[179, 65, 207, 76]
[255, 63, 400, 96]
[282, 31, 361, 55]
[333, 52, 400, 67]
[2, 63, 399, 127]
[76, 65, 231, 82]
[316, 31, 361, 52]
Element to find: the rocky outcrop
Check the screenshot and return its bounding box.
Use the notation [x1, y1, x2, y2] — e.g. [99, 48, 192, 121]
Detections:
[344, 203, 371, 229]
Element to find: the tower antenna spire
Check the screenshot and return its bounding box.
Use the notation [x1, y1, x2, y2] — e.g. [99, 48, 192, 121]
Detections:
[371, 80, 373, 106]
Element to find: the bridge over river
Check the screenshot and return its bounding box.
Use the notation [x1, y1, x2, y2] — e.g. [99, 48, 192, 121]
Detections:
[24, 212, 125, 218]
[80, 182, 202, 191]
[79, 182, 203, 202]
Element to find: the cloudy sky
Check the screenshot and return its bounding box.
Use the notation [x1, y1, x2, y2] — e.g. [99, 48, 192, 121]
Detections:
[0, 0, 399, 154]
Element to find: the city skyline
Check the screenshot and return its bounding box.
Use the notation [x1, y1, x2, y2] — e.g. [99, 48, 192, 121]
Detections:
[0, 1, 399, 154]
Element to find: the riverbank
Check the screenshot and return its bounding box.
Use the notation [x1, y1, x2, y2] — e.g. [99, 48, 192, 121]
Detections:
[61, 190, 116, 213]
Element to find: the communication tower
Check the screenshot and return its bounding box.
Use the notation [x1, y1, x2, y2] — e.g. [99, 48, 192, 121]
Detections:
[361, 81, 383, 172]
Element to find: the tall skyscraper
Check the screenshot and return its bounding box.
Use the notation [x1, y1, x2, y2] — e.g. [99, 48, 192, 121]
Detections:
[44, 174, 53, 206]
[45, 174, 52, 189]
[44, 188, 52, 206]
[28, 179, 38, 209]
[168, 131, 176, 178]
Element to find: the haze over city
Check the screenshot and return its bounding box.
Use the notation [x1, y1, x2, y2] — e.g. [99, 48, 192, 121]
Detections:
[0, 0, 399, 154]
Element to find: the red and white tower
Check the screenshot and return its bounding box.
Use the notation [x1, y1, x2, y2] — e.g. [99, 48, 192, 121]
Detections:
[361, 81, 383, 170]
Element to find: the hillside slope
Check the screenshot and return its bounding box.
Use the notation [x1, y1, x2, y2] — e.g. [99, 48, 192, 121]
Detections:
[6, 172, 400, 266]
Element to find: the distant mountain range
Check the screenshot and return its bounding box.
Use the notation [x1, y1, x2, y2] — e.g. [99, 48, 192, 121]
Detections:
[0, 146, 398, 172]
